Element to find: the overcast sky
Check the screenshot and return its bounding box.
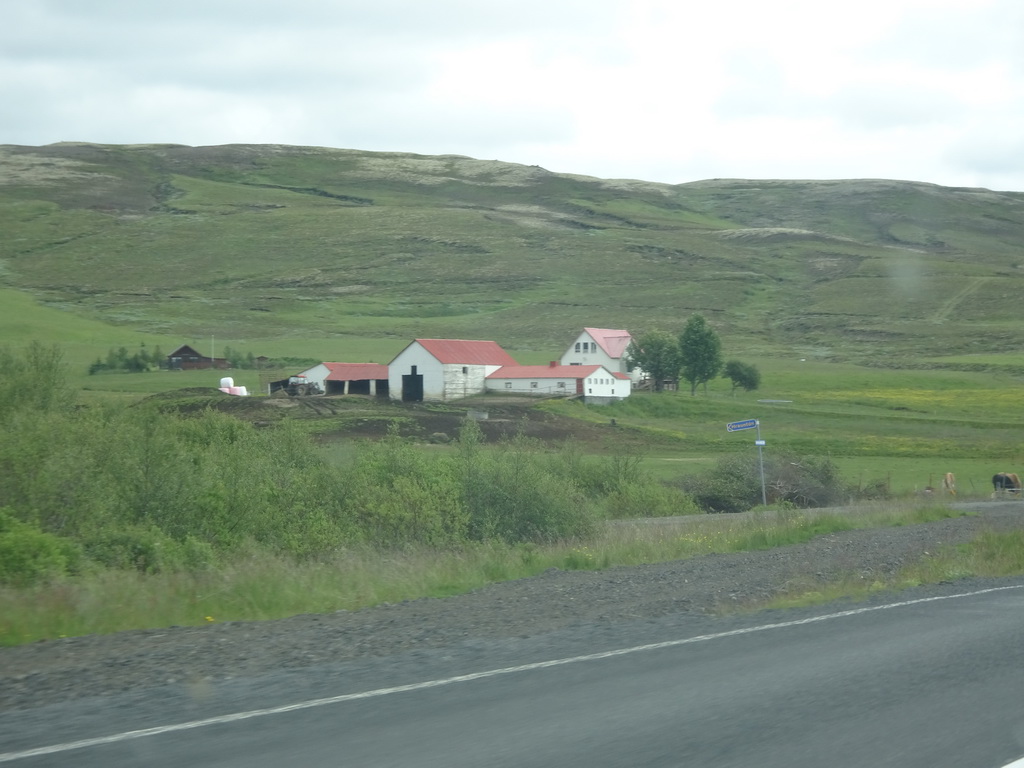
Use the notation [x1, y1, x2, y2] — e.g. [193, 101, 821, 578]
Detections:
[5, 0, 1024, 190]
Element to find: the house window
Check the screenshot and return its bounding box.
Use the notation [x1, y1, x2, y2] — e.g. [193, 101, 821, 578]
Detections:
[462, 366, 468, 374]
[505, 382, 512, 389]
[588, 388, 592, 394]
[570, 362, 581, 366]
[557, 381, 565, 388]
[582, 342, 589, 352]
[530, 382, 538, 388]
[575, 342, 581, 352]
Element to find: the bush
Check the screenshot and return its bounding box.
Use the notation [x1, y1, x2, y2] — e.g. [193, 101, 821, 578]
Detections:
[463, 433, 596, 543]
[677, 452, 848, 513]
[604, 481, 701, 518]
[82, 525, 177, 573]
[82, 525, 217, 573]
[340, 428, 469, 546]
[0, 509, 79, 585]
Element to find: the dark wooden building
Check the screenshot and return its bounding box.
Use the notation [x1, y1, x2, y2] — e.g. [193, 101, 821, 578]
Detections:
[167, 344, 230, 371]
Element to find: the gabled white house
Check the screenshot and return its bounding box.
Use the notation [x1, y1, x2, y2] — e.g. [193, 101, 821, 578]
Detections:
[388, 339, 518, 402]
[486, 363, 630, 403]
[559, 327, 639, 384]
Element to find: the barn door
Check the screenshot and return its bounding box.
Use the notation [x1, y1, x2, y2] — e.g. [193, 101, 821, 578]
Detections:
[402, 366, 424, 402]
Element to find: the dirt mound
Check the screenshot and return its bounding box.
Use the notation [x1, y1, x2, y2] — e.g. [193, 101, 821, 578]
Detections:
[315, 399, 625, 448]
[138, 390, 628, 449]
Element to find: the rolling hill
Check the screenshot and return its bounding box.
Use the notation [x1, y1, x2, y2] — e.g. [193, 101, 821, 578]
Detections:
[2, 141, 1024, 367]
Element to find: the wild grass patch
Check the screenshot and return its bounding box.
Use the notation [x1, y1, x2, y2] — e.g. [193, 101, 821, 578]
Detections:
[0, 502, 975, 645]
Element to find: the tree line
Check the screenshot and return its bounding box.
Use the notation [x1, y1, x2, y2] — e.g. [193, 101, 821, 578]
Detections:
[88, 344, 311, 374]
[626, 314, 761, 395]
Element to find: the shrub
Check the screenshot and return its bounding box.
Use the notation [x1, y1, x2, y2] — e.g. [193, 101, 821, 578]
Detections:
[0, 509, 79, 585]
[604, 481, 701, 518]
[464, 434, 596, 543]
[81, 525, 217, 573]
[82, 525, 179, 573]
[340, 428, 469, 546]
[677, 451, 849, 513]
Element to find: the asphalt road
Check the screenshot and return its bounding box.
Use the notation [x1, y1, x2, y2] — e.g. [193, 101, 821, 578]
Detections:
[4, 583, 1024, 767]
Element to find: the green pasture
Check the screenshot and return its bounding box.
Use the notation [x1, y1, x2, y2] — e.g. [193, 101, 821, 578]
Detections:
[536, 359, 1024, 496]
[6, 144, 1024, 364]
[24, 326, 1023, 491]
[5, 285, 1024, 491]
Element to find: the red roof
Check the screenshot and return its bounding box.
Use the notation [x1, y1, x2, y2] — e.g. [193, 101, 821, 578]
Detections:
[488, 364, 603, 380]
[583, 327, 633, 359]
[323, 363, 389, 381]
[415, 339, 518, 366]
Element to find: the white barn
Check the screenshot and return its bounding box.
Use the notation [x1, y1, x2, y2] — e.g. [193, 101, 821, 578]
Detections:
[486, 363, 630, 403]
[560, 327, 639, 384]
[388, 339, 518, 402]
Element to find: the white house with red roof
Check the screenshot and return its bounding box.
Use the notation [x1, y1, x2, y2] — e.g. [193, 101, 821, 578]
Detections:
[559, 327, 639, 384]
[486, 362, 630, 402]
[284, 362, 390, 396]
[388, 339, 518, 401]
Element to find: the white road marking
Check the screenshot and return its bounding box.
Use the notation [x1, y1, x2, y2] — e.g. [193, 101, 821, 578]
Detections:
[1, 584, 1021, 763]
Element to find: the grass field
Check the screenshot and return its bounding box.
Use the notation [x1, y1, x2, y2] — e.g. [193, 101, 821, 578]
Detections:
[5, 143, 1024, 643]
[4, 143, 1024, 365]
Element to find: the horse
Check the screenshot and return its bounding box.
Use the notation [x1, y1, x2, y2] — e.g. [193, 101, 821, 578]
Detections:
[991, 472, 1022, 497]
[942, 472, 956, 496]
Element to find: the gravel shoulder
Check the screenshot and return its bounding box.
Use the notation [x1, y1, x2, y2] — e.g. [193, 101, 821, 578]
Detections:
[3, 503, 1024, 714]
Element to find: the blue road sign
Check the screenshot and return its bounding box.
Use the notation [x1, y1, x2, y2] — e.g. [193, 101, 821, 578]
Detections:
[726, 419, 758, 432]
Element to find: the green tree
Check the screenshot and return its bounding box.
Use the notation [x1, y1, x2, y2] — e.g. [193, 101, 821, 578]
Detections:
[625, 331, 680, 392]
[723, 360, 761, 395]
[0, 342, 72, 420]
[679, 314, 723, 396]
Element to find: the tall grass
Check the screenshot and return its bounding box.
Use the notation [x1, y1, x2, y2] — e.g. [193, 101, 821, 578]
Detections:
[752, 524, 1024, 613]
[0, 503, 985, 646]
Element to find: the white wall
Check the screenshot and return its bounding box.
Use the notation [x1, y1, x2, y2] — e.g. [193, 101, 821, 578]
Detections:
[580, 368, 629, 399]
[441, 364, 501, 400]
[486, 376, 579, 396]
[388, 343, 497, 400]
[389, 342, 444, 400]
[560, 331, 624, 374]
[294, 363, 330, 391]
[486, 367, 630, 399]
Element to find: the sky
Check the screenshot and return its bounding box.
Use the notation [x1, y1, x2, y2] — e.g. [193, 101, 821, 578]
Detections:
[5, 0, 1024, 190]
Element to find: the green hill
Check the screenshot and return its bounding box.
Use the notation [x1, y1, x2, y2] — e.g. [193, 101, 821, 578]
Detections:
[2, 142, 1024, 366]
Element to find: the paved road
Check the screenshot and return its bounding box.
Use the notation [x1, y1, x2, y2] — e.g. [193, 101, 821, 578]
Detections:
[4, 583, 1024, 767]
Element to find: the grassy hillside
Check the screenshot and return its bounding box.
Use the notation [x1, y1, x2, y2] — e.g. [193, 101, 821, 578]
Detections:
[3, 142, 1024, 370]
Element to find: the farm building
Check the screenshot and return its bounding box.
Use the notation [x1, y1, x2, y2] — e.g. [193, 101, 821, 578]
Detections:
[269, 362, 389, 396]
[167, 344, 229, 371]
[559, 328, 639, 384]
[486, 363, 630, 403]
[388, 339, 518, 402]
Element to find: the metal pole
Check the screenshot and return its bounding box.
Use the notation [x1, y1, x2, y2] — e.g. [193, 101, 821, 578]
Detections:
[756, 420, 767, 506]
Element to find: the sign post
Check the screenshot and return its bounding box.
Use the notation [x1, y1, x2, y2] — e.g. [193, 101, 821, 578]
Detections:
[726, 419, 767, 506]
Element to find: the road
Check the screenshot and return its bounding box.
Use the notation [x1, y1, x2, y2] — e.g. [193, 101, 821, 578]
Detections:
[3, 583, 1024, 767]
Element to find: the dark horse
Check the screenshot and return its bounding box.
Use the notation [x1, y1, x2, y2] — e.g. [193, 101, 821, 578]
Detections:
[992, 473, 1021, 497]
